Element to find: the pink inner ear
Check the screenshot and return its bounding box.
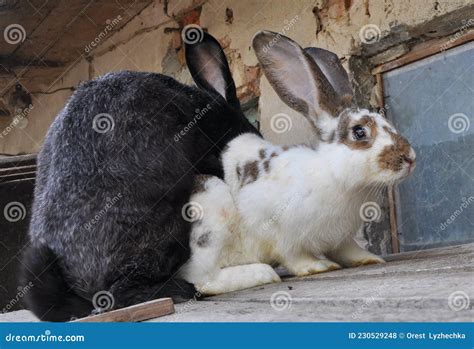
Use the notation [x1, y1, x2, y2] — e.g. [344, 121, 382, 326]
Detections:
[197, 51, 227, 99]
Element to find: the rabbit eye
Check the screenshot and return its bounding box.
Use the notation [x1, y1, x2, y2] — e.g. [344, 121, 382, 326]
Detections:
[352, 125, 367, 140]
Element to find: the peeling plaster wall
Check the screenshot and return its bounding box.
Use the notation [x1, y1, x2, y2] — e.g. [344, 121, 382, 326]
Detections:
[1, 0, 471, 155]
[0, 0, 471, 254]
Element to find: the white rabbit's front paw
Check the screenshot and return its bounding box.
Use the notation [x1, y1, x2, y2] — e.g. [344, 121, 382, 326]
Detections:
[287, 259, 342, 277]
[250, 263, 282, 285]
[347, 254, 385, 267]
[199, 263, 281, 296]
[329, 238, 385, 268]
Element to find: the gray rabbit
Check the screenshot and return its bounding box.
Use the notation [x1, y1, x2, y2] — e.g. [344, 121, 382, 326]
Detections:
[20, 30, 259, 321]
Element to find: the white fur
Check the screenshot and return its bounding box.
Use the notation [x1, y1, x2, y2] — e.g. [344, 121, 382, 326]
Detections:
[179, 32, 416, 295]
[180, 110, 414, 295]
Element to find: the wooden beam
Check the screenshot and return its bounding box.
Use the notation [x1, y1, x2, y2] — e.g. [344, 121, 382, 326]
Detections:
[72, 298, 175, 322]
[0, 154, 36, 168]
[372, 29, 474, 74]
[0, 56, 65, 69]
[374, 73, 400, 254]
[388, 186, 400, 254]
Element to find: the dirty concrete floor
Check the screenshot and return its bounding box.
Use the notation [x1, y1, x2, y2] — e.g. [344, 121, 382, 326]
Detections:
[1, 243, 473, 322]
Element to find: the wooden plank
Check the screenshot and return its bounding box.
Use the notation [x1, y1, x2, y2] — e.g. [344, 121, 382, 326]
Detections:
[0, 176, 36, 186]
[0, 1, 58, 56]
[385, 242, 474, 261]
[0, 164, 36, 176]
[374, 72, 399, 254]
[0, 0, 153, 94]
[372, 29, 474, 74]
[72, 298, 174, 322]
[0, 154, 36, 167]
[0, 171, 36, 183]
[388, 186, 400, 253]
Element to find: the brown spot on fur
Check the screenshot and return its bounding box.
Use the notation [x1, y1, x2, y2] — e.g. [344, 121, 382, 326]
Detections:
[259, 149, 266, 159]
[192, 175, 212, 194]
[282, 145, 299, 151]
[379, 126, 412, 172]
[263, 160, 271, 172]
[263, 152, 278, 172]
[241, 161, 259, 186]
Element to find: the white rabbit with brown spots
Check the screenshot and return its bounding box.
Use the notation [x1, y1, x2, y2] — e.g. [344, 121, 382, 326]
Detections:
[179, 31, 416, 295]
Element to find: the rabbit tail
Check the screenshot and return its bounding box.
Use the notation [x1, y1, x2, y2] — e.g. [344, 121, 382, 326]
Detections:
[20, 244, 197, 322]
[20, 244, 92, 321]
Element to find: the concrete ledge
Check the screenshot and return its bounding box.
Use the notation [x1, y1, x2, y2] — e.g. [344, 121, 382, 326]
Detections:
[2, 243, 473, 322]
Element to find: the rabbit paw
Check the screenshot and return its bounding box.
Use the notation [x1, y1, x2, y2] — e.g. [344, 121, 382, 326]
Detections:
[348, 255, 385, 267]
[329, 238, 385, 268]
[290, 259, 342, 277]
[198, 263, 281, 296]
[250, 263, 282, 285]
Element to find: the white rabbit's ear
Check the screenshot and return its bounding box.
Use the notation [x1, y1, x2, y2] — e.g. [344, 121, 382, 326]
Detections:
[185, 30, 240, 109]
[252, 31, 341, 123]
[304, 47, 353, 107]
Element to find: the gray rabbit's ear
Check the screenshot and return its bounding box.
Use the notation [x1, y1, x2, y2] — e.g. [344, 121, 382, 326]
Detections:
[252, 30, 341, 124]
[184, 29, 240, 109]
[304, 47, 353, 107]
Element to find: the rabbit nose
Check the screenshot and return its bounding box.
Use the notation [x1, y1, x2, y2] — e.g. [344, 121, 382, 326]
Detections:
[402, 152, 416, 173]
[402, 155, 414, 165]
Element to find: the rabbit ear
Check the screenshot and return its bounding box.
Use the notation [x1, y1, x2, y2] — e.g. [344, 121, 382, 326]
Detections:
[185, 30, 240, 109]
[252, 30, 341, 124]
[304, 47, 353, 107]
